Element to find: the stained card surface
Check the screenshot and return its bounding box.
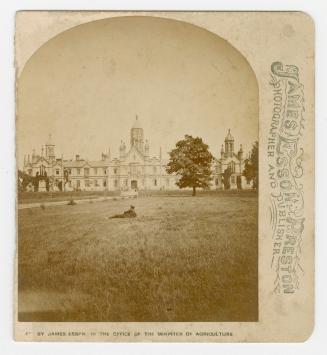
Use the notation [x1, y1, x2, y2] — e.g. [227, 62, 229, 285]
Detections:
[15, 11, 314, 342]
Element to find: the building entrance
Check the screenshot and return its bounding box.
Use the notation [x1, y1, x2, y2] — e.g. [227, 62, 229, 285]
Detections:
[131, 180, 138, 189]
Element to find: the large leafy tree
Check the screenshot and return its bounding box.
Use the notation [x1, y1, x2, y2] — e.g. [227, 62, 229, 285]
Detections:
[166, 135, 214, 196]
[243, 141, 259, 190]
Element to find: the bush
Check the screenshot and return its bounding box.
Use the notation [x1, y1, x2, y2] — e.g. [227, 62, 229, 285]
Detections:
[40, 204, 46, 210]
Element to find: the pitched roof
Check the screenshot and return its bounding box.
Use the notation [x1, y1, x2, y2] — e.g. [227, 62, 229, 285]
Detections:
[63, 160, 87, 168]
[34, 156, 50, 165]
[87, 160, 110, 167]
[217, 153, 241, 163]
[63, 159, 109, 168]
[124, 145, 145, 162]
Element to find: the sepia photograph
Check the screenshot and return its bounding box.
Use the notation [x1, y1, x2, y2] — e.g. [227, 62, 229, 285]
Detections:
[17, 15, 259, 323]
[10, 8, 317, 343]
[0, 0, 322, 348]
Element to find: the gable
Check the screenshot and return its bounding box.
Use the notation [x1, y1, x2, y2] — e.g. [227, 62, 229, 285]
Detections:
[124, 146, 145, 165]
[53, 161, 63, 168]
[222, 155, 241, 165]
[82, 161, 92, 169]
[33, 156, 50, 166]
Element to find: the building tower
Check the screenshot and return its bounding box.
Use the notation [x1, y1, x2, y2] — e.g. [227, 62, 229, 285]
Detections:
[130, 115, 144, 154]
[224, 129, 234, 158]
[45, 134, 55, 161]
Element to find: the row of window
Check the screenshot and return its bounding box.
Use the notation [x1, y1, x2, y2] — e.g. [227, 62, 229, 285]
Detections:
[33, 165, 238, 178]
[113, 178, 163, 187]
[54, 166, 161, 176]
[73, 179, 107, 188]
[70, 177, 242, 188]
[69, 178, 172, 188]
[54, 167, 108, 176]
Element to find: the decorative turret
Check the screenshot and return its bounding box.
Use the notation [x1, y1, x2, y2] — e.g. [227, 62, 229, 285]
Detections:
[32, 149, 36, 163]
[220, 144, 225, 158]
[101, 152, 107, 161]
[144, 140, 149, 158]
[45, 134, 55, 161]
[224, 129, 234, 158]
[119, 140, 126, 158]
[238, 144, 243, 160]
[130, 115, 144, 154]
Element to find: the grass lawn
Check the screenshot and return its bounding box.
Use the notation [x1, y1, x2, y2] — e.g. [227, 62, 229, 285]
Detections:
[18, 191, 258, 322]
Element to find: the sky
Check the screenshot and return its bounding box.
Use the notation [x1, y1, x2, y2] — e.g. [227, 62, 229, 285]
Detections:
[17, 16, 258, 167]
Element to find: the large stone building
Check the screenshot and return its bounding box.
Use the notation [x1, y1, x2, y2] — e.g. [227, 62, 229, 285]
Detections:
[22, 117, 251, 192]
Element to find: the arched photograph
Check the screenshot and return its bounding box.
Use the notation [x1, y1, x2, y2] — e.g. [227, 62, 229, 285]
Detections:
[17, 16, 258, 322]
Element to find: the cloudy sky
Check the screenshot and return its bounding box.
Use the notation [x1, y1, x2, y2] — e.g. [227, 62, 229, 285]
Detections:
[17, 16, 258, 166]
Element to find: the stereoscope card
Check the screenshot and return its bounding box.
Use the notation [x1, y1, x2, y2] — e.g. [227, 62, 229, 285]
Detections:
[15, 11, 314, 342]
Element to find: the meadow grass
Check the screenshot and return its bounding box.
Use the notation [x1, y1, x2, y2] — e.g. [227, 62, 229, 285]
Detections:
[18, 191, 258, 322]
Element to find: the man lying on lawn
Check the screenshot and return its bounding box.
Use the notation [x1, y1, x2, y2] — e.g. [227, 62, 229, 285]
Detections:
[107, 205, 137, 219]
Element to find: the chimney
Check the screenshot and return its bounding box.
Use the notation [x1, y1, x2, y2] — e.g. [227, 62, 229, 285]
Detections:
[76, 154, 80, 161]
